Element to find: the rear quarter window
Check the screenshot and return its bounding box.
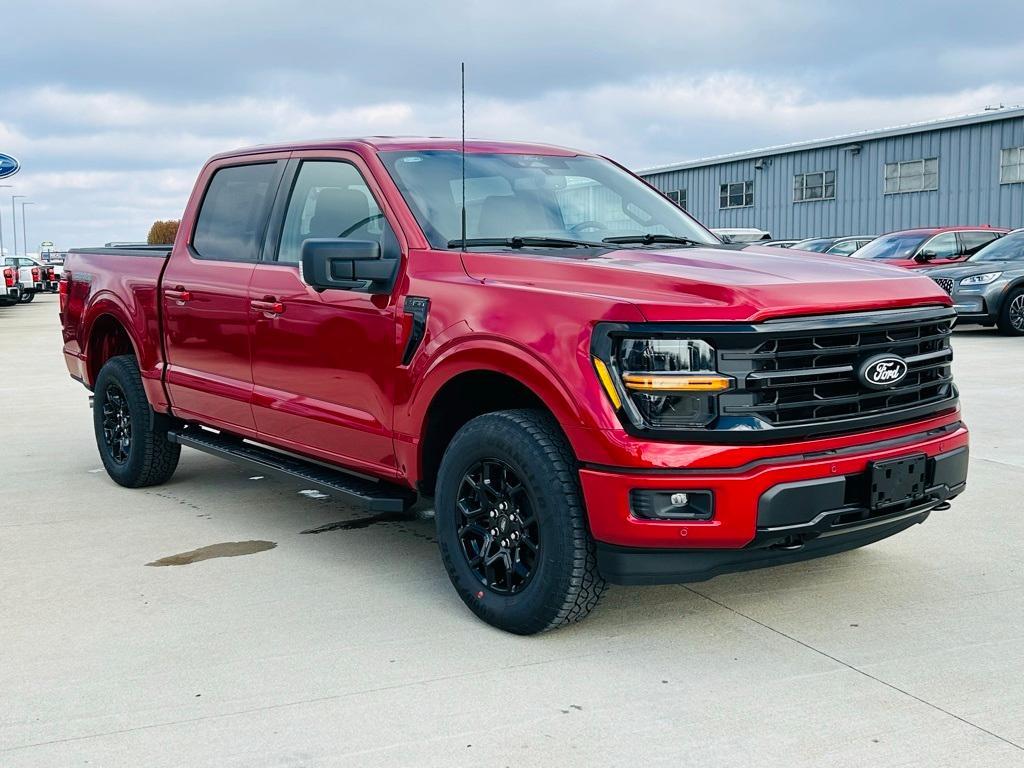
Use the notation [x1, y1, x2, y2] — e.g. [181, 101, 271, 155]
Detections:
[192, 162, 281, 262]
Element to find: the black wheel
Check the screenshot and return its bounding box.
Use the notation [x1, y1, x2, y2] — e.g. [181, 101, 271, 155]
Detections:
[435, 409, 606, 634]
[93, 355, 180, 487]
[998, 288, 1024, 336]
[18, 292, 34, 303]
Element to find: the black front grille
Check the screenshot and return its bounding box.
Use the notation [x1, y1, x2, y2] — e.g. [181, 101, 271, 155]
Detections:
[933, 277, 954, 294]
[716, 308, 956, 430]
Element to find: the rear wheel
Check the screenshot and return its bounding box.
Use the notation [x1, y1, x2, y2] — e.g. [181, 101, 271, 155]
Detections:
[998, 288, 1024, 336]
[93, 355, 180, 487]
[434, 409, 606, 634]
[18, 292, 34, 303]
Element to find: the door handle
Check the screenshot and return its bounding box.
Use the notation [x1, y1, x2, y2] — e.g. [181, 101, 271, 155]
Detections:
[165, 286, 192, 303]
[251, 297, 285, 316]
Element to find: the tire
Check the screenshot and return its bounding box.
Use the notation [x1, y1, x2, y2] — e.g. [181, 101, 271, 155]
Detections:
[93, 355, 180, 487]
[0, 297, 16, 307]
[18, 292, 34, 303]
[997, 287, 1024, 336]
[434, 409, 606, 634]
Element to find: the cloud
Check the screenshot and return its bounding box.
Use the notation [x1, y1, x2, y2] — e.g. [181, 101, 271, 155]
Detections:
[0, 0, 1021, 248]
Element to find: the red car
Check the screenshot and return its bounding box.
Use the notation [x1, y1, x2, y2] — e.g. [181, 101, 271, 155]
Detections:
[59, 138, 969, 634]
[851, 226, 1009, 268]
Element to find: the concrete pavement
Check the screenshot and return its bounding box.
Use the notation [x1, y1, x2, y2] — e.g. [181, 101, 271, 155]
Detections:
[1, 294, 1022, 767]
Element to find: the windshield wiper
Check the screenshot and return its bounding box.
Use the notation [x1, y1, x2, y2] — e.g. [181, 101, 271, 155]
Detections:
[602, 234, 703, 246]
[447, 236, 601, 249]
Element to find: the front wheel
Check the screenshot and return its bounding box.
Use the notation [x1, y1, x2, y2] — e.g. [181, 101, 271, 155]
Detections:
[434, 409, 606, 634]
[998, 288, 1024, 336]
[93, 355, 181, 487]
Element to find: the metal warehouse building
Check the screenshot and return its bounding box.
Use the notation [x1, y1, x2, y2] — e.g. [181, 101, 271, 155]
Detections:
[639, 106, 1024, 241]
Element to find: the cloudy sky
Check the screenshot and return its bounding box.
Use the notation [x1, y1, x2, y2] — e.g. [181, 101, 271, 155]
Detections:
[2, 0, 1022, 250]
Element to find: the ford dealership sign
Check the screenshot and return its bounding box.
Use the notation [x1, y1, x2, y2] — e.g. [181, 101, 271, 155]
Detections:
[0, 153, 20, 179]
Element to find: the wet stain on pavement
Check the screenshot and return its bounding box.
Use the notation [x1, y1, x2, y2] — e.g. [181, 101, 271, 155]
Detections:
[146, 540, 277, 566]
[300, 512, 436, 542]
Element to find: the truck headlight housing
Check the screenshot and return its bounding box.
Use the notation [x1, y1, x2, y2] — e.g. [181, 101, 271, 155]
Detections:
[959, 272, 1001, 286]
[593, 335, 732, 429]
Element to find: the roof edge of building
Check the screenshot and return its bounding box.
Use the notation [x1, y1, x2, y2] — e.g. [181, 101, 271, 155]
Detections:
[639, 106, 1024, 175]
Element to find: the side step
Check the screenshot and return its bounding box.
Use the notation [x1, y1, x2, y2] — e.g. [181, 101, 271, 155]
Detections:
[167, 428, 415, 513]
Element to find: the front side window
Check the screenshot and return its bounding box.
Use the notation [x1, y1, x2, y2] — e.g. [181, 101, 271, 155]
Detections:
[972, 230, 1024, 261]
[921, 232, 958, 259]
[378, 151, 718, 250]
[1000, 147, 1024, 184]
[793, 171, 835, 202]
[792, 238, 834, 253]
[277, 161, 391, 264]
[192, 162, 280, 262]
[719, 181, 753, 209]
[884, 158, 938, 194]
[826, 240, 861, 255]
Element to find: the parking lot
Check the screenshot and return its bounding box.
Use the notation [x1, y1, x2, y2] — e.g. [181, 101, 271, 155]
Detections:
[1, 293, 1022, 767]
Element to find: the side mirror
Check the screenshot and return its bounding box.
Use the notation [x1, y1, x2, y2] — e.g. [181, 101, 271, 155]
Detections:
[300, 238, 397, 294]
[914, 249, 937, 263]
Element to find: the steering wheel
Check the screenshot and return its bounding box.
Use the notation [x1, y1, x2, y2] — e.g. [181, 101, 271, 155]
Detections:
[338, 214, 385, 238]
[568, 220, 608, 235]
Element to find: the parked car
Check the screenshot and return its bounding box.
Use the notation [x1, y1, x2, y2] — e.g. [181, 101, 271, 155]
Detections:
[60, 137, 969, 634]
[851, 226, 1009, 268]
[1, 264, 22, 305]
[2, 257, 46, 302]
[925, 228, 1024, 335]
[791, 235, 876, 256]
[711, 227, 771, 243]
[760, 239, 799, 248]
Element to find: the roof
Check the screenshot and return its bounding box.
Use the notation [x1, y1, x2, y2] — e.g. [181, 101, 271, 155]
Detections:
[885, 226, 1011, 235]
[211, 136, 587, 161]
[640, 106, 1024, 175]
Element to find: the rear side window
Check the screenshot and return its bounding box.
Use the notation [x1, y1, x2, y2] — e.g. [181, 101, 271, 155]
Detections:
[192, 162, 280, 262]
[959, 231, 999, 255]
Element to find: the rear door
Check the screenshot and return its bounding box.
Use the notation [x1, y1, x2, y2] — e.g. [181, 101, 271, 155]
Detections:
[248, 152, 404, 476]
[162, 157, 286, 431]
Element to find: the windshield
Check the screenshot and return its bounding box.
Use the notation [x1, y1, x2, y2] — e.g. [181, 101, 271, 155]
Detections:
[851, 233, 929, 261]
[792, 238, 834, 253]
[378, 150, 719, 249]
[970, 231, 1024, 262]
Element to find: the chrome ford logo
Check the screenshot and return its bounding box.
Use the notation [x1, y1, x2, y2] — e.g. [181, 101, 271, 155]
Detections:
[0, 153, 19, 180]
[858, 354, 909, 390]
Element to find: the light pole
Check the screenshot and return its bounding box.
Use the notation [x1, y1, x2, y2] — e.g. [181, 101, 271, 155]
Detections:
[20, 202, 35, 256]
[0, 185, 10, 257]
[11, 195, 25, 256]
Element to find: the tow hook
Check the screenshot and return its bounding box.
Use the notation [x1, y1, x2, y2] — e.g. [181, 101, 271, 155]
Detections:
[771, 537, 805, 552]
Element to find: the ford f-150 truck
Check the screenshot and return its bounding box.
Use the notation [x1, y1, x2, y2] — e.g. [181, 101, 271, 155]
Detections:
[60, 138, 969, 634]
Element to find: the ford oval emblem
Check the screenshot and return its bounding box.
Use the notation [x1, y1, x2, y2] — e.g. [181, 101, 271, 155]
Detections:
[0, 153, 19, 180]
[858, 354, 909, 390]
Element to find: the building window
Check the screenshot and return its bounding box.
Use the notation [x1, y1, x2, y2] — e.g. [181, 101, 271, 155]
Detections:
[666, 189, 687, 210]
[884, 158, 938, 194]
[793, 171, 835, 202]
[1000, 147, 1024, 184]
[719, 181, 753, 209]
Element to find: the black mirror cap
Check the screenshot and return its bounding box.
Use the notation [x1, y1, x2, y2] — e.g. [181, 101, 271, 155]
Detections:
[914, 250, 936, 263]
[300, 238, 395, 293]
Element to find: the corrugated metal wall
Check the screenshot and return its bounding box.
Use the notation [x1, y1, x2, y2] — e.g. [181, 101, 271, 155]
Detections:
[640, 116, 1024, 240]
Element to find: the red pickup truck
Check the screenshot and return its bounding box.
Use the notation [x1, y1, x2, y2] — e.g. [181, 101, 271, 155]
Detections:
[60, 138, 969, 634]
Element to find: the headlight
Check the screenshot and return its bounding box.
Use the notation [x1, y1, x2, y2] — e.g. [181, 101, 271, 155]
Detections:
[593, 337, 732, 429]
[960, 272, 1001, 286]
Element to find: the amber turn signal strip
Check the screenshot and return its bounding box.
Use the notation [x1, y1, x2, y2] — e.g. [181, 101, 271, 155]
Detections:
[621, 373, 732, 392]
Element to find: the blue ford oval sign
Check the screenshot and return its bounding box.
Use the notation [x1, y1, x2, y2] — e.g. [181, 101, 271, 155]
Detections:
[0, 154, 20, 179]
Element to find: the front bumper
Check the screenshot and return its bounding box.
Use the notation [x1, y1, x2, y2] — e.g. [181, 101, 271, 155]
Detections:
[580, 417, 969, 583]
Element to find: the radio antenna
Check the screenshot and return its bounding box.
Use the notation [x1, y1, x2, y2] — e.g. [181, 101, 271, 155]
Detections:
[460, 61, 467, 251]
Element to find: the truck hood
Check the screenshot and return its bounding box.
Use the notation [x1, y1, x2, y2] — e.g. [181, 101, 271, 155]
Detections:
[460, 244, 951, 322]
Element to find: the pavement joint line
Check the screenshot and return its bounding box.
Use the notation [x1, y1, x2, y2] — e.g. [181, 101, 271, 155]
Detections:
[683, 585, 1024, 753]
[976, 456, 1024, 471]
[0, 649, 609, 755]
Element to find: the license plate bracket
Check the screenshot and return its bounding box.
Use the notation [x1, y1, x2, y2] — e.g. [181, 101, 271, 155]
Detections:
[869, 453, 928, 511]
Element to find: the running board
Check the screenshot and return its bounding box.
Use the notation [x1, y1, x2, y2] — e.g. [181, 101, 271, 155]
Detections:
[167, 428, 414, 513]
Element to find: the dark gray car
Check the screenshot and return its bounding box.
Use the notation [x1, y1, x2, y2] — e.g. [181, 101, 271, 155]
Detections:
[925, 229, 1024, 335]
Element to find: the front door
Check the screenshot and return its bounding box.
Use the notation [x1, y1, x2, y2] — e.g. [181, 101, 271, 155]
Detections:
[249, 155, 402, 476]
[163, 158, 285, 431]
